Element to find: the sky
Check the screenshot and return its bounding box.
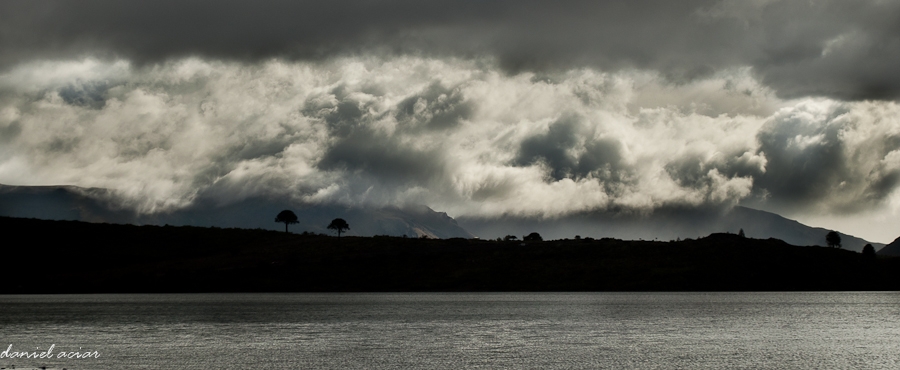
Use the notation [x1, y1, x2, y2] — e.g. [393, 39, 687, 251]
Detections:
[1, 0, 899, 242]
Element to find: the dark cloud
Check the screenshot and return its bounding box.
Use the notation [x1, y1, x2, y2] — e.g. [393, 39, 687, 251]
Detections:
[514, 116, 583, 180]
[0, 121, 21, 144]
[576, 138, 628, 183]
[754, 109, 849, 208]
[58, 81, 112, 109]
[308, 87, 448, 188]
[513, 115, 630, 186]
[0, 0, 491, 65]
[748, 1, 900, 100]
[665, 149, 765, 191]
[3, 0, 900, 100]
[396, 82, 472, 131]
[752, 102, 900, 213]
[317, 129, 447, 187]
[2, 55, 900, 241]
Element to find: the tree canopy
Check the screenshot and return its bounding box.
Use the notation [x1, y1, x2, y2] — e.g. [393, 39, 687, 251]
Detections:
[825, 231, 842, 248]
[275, 210, 299, 233]
[327, 218, 350, 238]
[862, 243, 876, 259]
[523, 232, 543, 241]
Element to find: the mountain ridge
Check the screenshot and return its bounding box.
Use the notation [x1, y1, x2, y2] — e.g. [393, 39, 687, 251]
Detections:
[0, 183, 887, 251]
[2, 216, 897, 292]
[0, 184, 473, 239]
[877, 236, 900, 256]
[457, 205, 884, 252]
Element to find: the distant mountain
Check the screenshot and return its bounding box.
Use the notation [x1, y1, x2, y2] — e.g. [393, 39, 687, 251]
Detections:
[0, 184, 474, 239]
[458, 206, 883, 253]
[877, 236, 900, 256]
[1, 184, 882, 250]
[0, 184, 122, 222]
[715, 207, 882, 253]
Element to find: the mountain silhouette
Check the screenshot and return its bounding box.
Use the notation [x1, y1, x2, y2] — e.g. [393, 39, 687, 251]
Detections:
[0, 184, 473, 239]
[877, 236, 900, 256]
[457, 206, 883, 252]
[0, 183, 882, 250]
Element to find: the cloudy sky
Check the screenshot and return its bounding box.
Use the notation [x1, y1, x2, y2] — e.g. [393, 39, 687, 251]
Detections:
[1, 0, 899, 242]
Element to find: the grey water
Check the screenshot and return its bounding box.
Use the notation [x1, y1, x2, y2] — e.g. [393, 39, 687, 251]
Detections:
[1, 292, 899, 369]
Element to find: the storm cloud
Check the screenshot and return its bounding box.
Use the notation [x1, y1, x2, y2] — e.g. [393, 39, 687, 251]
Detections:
[753, 100, 900, 214]
[2, 1, 900, 242]
[1, 56, 897, 222]
[2, 0, 900, 100]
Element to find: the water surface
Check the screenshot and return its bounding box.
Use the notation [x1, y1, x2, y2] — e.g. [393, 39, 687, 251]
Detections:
[1, 292, 899, 369]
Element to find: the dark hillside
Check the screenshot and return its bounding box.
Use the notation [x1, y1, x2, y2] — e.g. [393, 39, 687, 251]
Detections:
[877, 236, 900, 256]
[2, 217, 898, 292]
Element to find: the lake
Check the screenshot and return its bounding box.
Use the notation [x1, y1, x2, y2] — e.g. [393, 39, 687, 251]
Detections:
[1, 292, 899, 369]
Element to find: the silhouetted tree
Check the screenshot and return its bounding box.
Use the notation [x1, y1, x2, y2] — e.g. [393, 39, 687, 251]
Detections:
[327, 218, 350, 238]
[826, 231, 842, 248]
[503, 235, 518, 241]
[738, 228, 745, 238]
[275, 210, 299, 233]
[862, 243, 876, 259]
[523, 232, 543, 241]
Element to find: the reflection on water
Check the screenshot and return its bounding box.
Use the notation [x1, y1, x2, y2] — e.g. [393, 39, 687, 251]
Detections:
[1, 292, 899, 369]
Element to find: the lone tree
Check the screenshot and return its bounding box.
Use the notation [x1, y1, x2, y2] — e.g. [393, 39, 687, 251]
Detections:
[523, 232, 543, 241]
[738, 228, 745, 238]
[275, 210, 299, 233]
[327, 218, 350, 238]
[862, 243, 876, 259]
[826, 231, 842, 248]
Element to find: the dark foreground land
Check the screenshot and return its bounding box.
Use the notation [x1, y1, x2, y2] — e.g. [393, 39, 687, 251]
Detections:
[3, 216, 899, 292]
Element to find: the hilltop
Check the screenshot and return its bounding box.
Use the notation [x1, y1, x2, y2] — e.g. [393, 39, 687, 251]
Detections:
[0, 184, 887, 252]
[876, 236, 900, 257]
[2, 216, 897, 293]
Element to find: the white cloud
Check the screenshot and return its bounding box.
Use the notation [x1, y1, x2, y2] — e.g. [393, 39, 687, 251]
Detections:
[0, 56, 899, 231]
